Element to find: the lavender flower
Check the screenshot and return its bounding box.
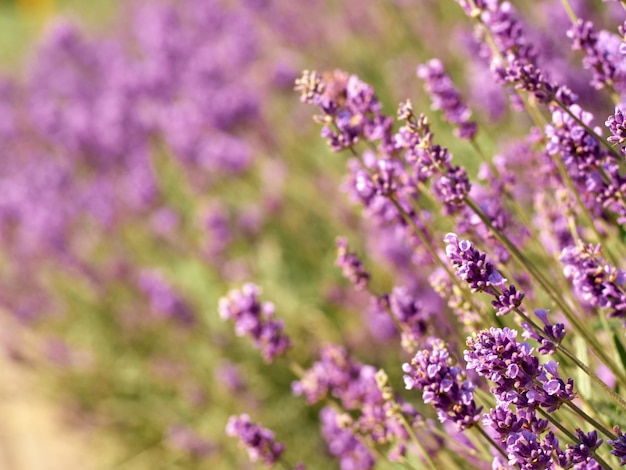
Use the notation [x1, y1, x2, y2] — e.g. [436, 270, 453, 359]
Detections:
[521, 309, 566, 355]
[336, 237, 370, 290]
[226, 414, 284, 466]
[568, 19, 619, 91]
[417, 58, 477, 140]
[402, 339, 481, 430]
[139, 271, 195, 325]
[320, 407, 375, 470]
[465, 328, 575, 412]
[444, 233, 507, 293]
[606, 106, 626, 155]
[560, 242, 626, 322]
[219, 284, 291, 362]
[608, 426, 626, 466]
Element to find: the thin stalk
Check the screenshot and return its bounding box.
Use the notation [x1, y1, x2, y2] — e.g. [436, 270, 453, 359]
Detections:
[563, 401, 617, 440]
[559, 0, 577, 23]
[398, 414, 439, 470]
[475, 425, 509, 462]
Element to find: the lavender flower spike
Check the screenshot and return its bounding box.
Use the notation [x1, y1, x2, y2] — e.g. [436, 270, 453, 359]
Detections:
[444, 233, 506, 292]
[417, 59, 477, 140]
[219, 283, 291, 362]
[402, 339, 481, 430]
[606, 106, 626, 156]
[226, 414, 284, 466]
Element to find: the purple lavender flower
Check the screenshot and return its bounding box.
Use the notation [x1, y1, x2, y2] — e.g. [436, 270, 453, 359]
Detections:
[608, 426, 626, 465]
[465, 328, 575, 413]
[336, 237, 371, 290]
[402, 339, 481, 430]
[219, 284, 291, 362]
[166, 425, 215, 459]
[295, 70, 394, 152]
[506, 430, 558, 470]
[444, 232, 507, 294]
[225, 414, 284, 466]
[560, 242, 626, 322]
[417, 58, 477, 140]
[606, 107, 626, 155]
[320, 407, 375, 470]
[568, 19, 620, 91]
[138, 271, 195, 325]
[521, 309, 566, 355]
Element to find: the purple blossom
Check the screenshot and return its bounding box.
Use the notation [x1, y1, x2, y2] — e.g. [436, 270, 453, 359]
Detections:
[219, 284, 291, 362]
[225, 414, 284, 465]
[465, 328, 575, 412]
[320, 407, 375, 470]
[295, 70, 394, 152]
[568, 19, 620, 91]
[336, 238, 370, 290]
[521, 309, 566, 355]
[560, 242, 626, 321]
[608, 426, 626, 465]
[402, 339, 481, 430]
[444, 233, 508, 294]
[417, 58, 477, 140]
[606, 106, 626, 155]
[166, 425, 215, 459]
[138, 271, 195, 325]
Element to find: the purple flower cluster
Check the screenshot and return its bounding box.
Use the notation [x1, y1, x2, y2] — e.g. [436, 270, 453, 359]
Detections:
[560, 242, 626, 322]
[293, 345, 420, 464]
[219, 284, 291, 362]
[417, 59, 477, 140]
[606, 107, 626, 155]
[319, 407, 375, 470]
[402, 339, 481, 430]
[444, 233, 526, 316]
[336, 237, 371, 290]
[138, 271, 195, 325]
[295, 70, 394, 152]
[465, 328, 602, 469]
[521, 309, 566, 355]
[567, 19, 621, 91]
[465, 328, 575, 411]
[226, 414, 285, 466]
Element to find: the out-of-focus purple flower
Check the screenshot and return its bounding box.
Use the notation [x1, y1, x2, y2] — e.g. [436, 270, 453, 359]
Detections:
[166, 425, 215, 459]
[225, 414, 284, 465]
[219, 284, 291, 362]
[560, 242, 626, 322]
[568, 19, 620, 91]
[295, 69, 394, 152]
[291, 344, 379, 408]
[336, 237, 370, 290]
[417, 58, 477, 140]
[138, 271, 195, 325]
[402, 339, 481, 430]
[320, 407, 375, 470]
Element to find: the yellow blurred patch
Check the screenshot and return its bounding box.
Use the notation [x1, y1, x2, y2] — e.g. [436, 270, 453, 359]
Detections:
[17, 0, 55, 21]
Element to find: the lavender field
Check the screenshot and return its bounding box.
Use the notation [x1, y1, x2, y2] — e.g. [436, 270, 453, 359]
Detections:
[3, 0, 626, 468]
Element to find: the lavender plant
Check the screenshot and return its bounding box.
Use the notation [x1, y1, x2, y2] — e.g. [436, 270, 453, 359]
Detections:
[6, 0, 626, 468]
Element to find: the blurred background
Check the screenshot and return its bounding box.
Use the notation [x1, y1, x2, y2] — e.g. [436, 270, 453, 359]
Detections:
[0, 0, 620, 468]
